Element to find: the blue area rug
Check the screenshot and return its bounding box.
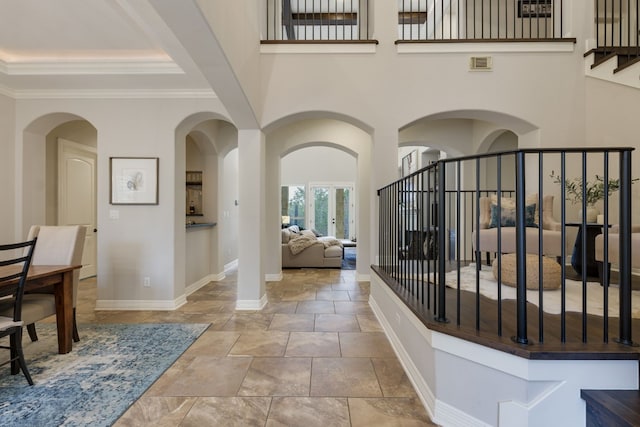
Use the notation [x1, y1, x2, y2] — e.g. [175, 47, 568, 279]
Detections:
[0, 323, 208, 427]
[342, 246, 356, 270]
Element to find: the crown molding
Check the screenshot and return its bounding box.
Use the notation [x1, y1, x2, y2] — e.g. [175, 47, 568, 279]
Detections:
[0, 58, 183, 75]
[0, 85, 216, 100]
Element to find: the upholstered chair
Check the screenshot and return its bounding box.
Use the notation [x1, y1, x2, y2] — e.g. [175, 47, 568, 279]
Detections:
[594, 225, 640, 284]
[21, 225, 86, 342]
[472, 195, 564, 262]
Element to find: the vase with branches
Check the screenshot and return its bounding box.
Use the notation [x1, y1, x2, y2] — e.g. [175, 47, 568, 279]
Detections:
[550, 171, 637, 221]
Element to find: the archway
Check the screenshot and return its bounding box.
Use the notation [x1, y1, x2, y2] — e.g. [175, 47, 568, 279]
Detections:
[264, 115, 373, 281]
[173, 113, 238, 298]
[22, 113, 98, 278]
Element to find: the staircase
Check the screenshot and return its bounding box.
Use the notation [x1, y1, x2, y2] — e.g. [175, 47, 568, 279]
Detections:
[582, 389, 640, 427]
[585, 47, 640, 89]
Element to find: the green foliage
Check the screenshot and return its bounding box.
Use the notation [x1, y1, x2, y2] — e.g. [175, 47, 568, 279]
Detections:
[550, 171, 637, 206]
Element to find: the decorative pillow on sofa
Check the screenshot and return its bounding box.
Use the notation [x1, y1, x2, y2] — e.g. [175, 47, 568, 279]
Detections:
[489, 203, 538, 228]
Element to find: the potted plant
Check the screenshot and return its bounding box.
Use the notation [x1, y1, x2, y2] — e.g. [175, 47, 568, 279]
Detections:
[550, 171, 636, 222]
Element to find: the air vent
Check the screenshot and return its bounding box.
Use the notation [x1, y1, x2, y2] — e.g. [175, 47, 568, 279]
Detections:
[469, 56, 493, 71]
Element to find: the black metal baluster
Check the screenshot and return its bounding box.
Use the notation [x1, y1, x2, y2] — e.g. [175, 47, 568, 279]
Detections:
[513, 151, 529, 345]
[617, 149, 634, 345]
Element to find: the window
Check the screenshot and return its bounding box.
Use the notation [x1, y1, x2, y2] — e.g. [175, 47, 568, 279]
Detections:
[281, 185, 306, 227]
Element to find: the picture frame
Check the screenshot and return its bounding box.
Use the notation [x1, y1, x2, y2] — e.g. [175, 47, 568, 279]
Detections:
[401, 150, 418, 177]
[110, 157, 159, 205]
[518, 0, 552, 18]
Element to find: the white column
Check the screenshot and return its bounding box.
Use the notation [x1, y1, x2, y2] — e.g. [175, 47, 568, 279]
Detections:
[371, 126, 400, 265]
[236, 129, 267, 309]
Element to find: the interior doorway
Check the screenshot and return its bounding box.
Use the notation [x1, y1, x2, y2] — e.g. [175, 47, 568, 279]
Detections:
[57, 138, 97, 279]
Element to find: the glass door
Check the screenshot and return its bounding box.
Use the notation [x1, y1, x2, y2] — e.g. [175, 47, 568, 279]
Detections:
[309, 183, 354, 239]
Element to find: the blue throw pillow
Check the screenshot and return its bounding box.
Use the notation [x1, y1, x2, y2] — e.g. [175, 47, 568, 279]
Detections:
[489, 203, 538, 228]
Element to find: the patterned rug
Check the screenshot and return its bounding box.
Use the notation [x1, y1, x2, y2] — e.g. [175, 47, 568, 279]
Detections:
[0, 323, 208, 427]
[342, 247, 356, 270]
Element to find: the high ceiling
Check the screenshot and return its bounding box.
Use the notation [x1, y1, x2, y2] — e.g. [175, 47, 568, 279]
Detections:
[0, 0, 216, 97]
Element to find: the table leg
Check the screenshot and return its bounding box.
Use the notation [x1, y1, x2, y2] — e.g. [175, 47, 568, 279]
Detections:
[54, 271, 73, 354]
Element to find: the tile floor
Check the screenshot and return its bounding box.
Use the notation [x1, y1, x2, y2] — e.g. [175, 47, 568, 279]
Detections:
[74, 267, 437, 426]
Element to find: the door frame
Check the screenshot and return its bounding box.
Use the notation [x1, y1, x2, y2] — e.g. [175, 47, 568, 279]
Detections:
[308, 181, 355, 239]
[57, 138, 97, 279]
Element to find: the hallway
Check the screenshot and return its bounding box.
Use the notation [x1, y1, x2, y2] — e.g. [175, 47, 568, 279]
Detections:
[76, 268, 436, 426]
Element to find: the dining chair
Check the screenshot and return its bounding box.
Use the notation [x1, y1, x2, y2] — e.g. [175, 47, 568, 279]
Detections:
[0, 237, 37, 385]
[21, 225, 86, 343]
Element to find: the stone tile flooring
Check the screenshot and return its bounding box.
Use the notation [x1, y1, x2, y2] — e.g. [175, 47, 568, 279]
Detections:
[74, 267, 437, 426]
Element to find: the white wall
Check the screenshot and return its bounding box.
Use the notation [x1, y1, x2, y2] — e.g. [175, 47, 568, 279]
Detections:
[14, 97, 231, 310]
[281, 146, 357, 185]
[222, 148, 239, 266]
[0, 94, 16, 245]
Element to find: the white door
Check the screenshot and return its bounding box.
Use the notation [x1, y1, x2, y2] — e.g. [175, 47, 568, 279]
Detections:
[308, 183, 355, 239]
[58, 138, 97, 279]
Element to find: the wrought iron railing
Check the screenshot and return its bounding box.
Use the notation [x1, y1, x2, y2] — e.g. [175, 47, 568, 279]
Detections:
[264, 0, 370, 41]
[595, 0, 640, 66]
[377, 147, 635, 347]
[262, 0, 570, 42]
[397, 0, 567, 41]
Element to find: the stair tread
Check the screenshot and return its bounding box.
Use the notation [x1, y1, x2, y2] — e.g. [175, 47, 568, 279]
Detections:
[582, 390, 640, 426]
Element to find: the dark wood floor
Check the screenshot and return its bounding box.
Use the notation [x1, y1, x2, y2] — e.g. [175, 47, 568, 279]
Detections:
[373, 265, 640, 360]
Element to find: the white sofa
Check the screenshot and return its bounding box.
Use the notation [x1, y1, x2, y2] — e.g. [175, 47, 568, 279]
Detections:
[281, 228, 343, 268]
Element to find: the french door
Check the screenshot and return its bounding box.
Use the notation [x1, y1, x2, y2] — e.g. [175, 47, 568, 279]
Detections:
[308, 183, 355, 239]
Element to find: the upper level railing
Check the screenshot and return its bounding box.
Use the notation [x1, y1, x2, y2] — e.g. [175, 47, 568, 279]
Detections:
[376, 148, 636, 350]
[594, 0, 640, 65]
[262, 0, 570, 42]
[397, 0, 566, 41]
[264, 0, 371, 41]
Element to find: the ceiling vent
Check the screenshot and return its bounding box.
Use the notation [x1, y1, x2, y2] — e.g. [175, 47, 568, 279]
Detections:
[469, 56, 493, 71]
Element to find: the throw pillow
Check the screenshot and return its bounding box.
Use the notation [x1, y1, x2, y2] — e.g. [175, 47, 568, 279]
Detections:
[489, 203, 538, 228]
[288, 225, 301, 234]
[490, 193, 539, 224]
[311, 229, 323, 237]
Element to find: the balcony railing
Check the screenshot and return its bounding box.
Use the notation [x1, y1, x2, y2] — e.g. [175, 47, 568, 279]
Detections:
[398, 0, 567, 41]
[376, 147, 636, 352]
[594, 0, 640, 66]
[263, 0, 570, 42]
[264, 0, 371, 41]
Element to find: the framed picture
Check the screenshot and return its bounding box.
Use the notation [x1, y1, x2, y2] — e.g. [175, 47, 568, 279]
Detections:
[110, 157, 159, 205]
[401, 150, 418, 177]
[518, 0, 552, 18]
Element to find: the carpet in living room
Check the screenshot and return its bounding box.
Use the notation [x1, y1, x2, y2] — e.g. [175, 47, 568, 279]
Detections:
[0, 323, 208, 427]
[342, 247, 356, 270]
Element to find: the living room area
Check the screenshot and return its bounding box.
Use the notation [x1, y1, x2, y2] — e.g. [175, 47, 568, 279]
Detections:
[280, 145, 357, 270]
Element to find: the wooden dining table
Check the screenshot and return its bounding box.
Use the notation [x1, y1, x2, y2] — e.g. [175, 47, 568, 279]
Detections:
[0, 264, 81, 354]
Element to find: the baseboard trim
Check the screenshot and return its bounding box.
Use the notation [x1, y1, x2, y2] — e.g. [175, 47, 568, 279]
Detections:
[265, 272, 283, 282]
[185, 274, 218, 296]
[236, 293, 268, 311]
[356, 272, 370, 282]
[95, 295, 187, 311]
[225, 259, 238, 272]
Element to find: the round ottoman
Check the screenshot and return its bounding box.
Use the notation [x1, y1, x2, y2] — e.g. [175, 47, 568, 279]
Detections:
[492, 253, 561, 290]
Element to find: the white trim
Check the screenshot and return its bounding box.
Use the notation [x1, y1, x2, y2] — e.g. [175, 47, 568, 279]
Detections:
[95, 295, 187, 311]
[236, 294, 268, 311]
[397, 41, 576, 54]
[1, 59, 183, 75]
[261, 43, 377, 55]
[225, 259, 239, 272]
[266, 272, 283, 281]
[185, 273, 223, 296]
[356, 273, 370, 282]
[369, 296, 436, 419]
[435, 400, 492, 427]
[8, 88, 217, 100]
